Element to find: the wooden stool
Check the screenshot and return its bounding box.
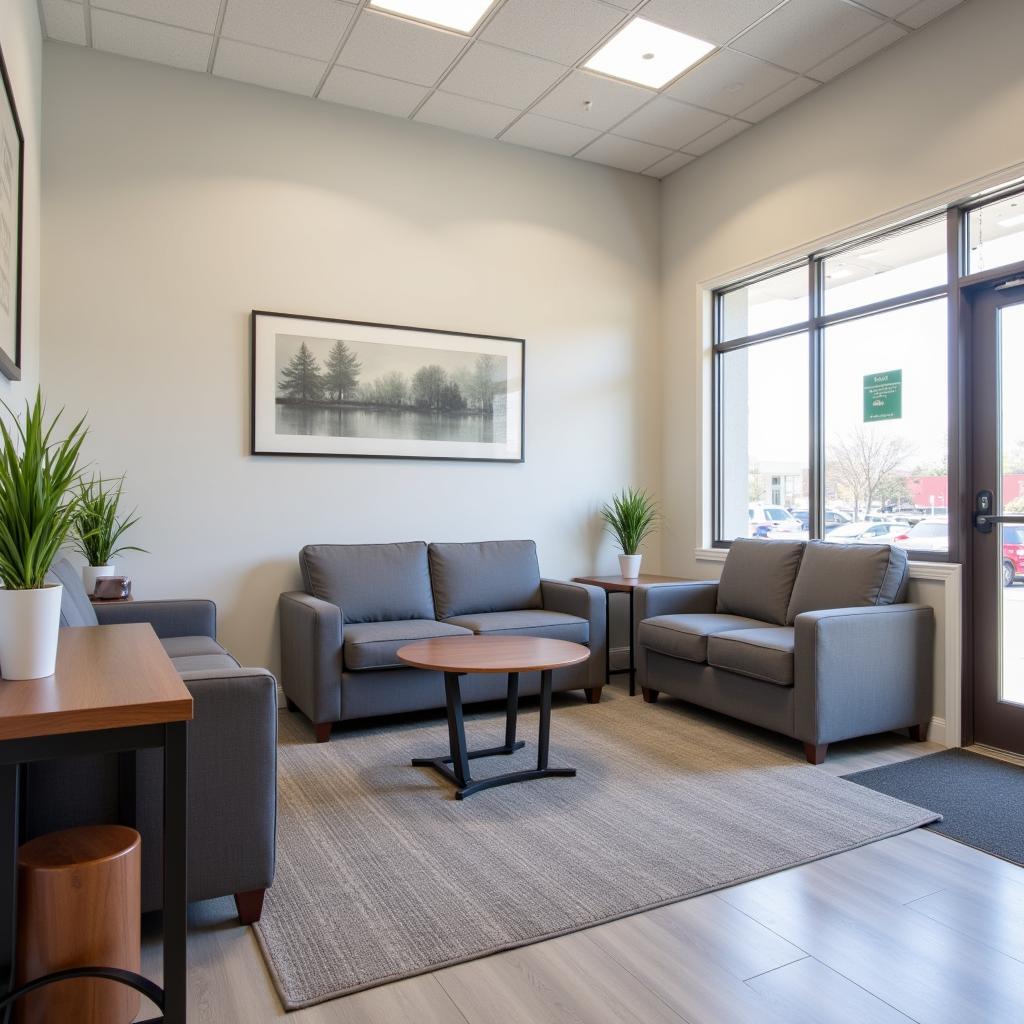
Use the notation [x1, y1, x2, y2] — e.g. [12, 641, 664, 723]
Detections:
[16, 825, 141, 1024]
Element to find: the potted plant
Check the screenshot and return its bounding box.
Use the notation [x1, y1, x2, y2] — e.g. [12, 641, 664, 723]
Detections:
[0, 393, 87, 679]
[72, 476, 145, 595]
[600, 487, 660, 579]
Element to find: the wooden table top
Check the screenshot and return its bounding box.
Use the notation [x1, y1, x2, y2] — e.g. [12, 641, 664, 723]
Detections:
[0, 623, 193, 741]
[573, 574, 692, 593]
[397, 635, 590, 674]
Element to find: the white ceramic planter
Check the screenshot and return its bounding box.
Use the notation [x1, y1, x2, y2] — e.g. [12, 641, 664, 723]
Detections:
[618, 554, 642, 579]
[0, 584, 63, 680]
[82, 564, 116, 596]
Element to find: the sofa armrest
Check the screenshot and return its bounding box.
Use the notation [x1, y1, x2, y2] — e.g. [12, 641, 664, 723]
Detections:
[794, 604, 934, 746]
[541, 579, 606, 690]
[94, 599, 217, 639]
[634, 582, 718, 623]
[279, 592, 342, 726]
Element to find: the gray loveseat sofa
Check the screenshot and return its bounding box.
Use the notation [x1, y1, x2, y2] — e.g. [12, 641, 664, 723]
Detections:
[280, 540, 606, 741]
[28, 557, 278, 924]
[635, 539, 934, 763]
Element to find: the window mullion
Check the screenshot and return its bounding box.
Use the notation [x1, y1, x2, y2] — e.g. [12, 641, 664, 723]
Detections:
[809, 258, 823, 541]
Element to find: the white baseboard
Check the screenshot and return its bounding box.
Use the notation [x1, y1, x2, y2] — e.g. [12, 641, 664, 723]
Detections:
[927, 716, 946, 745]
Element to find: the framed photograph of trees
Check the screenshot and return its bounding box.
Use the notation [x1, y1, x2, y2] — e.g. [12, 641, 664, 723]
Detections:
[251, 311, 525, 462]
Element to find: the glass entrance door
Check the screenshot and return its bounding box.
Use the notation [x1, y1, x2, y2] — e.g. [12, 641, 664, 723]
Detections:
[971, 282, 1024, 753]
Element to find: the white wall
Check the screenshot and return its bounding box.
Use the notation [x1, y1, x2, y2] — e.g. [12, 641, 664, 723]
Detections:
[1, 0, 41, 407]
[660, 0, 1024, 737]
[40, 43, 662, 672]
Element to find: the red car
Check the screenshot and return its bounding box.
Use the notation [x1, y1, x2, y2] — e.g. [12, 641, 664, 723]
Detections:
[1003, 525, 1024, 587]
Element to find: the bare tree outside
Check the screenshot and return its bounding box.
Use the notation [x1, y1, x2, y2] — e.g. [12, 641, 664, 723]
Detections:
[828, 427, 914, 519]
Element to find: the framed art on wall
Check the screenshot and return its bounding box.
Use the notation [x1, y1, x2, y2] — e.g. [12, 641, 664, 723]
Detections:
[251, 311, 525, 462]
[0, 42, 24, 381]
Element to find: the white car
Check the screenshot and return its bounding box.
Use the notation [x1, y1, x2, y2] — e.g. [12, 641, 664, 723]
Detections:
[825, 520, 908, 544]
[894, 516, 949, 552]
[748, 504, 803, 538]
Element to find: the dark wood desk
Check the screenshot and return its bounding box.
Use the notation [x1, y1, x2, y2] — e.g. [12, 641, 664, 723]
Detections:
[0, 624, 193, 1023]
[573, 574, 692, 696]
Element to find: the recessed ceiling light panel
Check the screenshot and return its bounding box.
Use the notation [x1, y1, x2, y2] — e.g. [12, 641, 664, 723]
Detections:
[368, 0, 496, 34]
[584, 18, 715, 90]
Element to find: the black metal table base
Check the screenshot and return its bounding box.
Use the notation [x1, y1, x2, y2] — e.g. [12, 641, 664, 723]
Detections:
[413, 669, 576, 800]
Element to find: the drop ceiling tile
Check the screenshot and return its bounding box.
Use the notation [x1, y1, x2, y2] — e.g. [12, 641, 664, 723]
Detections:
[808, 22, 907, 81]
[339, 10, 466, 87]
[443, 42, 564, 109]
[214, 39, 326, 95]
[319, 65, 428, 117]
[602, 0, 644, 8]
[853, 0, 916, 15]
[41, 0, 87, 45]
[221, 0, 355, 62]
[642, 151, 695, 178]
[91, 0, 221, 34]
[665, 49, 793, 116]
[898, 0, 963, 29]
[576, 134, 673, 174]
[91, 10, 213, 71]
[415, 92, 519, 139]
[614, 97, 725, 149]
[531, 70, 651, 131]
[641, 0, 785, 46]
[500, 113, 601, 156]
[480, 0, 624, 66]
[732, 0, 884, 74]
[683, 117, 749, 155]
[738, 76, 818, 121]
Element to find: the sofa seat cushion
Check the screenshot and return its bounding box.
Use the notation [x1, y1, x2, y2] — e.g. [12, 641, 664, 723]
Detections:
[344, 619, 473, 672]
[429, 541, 542, 619]
[160, 636, 226, 660]
[170, 653, 240, 674]
[707, 627, 795, 687]
[717, 538, 805, 625]
[445, 610, 588, 644]
[638, 613, 771, 664]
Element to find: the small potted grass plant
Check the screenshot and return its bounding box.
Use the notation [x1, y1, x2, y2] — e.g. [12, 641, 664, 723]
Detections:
[600, 487, 660, 579]
[0, 393, 87, 679]
[73, 476, 145, 595]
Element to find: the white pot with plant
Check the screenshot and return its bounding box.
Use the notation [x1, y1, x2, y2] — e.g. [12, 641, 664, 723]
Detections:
[0, 393, 87, 680]
[600, 487, 660, 579]
[73, 476, 145, 595]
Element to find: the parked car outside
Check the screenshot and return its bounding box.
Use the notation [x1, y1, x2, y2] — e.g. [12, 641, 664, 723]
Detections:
[748, 504, 803, 538]
[824, 521, 908, 544]
[894, 516, 949, 552]
[1001, 525, 1024, 587]
[789, 509, 851, 533]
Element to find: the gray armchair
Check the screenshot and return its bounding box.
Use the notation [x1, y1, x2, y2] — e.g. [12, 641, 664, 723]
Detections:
[30, 557, 277, 924]
[634, 540, 934, 763]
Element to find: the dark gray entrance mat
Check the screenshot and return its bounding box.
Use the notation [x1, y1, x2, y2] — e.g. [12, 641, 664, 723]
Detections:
[845, 748, 1024, 865]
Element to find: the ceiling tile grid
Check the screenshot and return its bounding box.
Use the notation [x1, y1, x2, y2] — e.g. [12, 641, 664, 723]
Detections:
[39, 0, 969, 178]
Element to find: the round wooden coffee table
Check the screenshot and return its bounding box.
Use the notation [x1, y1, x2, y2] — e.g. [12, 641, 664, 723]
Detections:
[397, 636, 590, 800]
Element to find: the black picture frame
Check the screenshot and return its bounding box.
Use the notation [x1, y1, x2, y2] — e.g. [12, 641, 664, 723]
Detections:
[0, 40, 23, 382]
[251, 310, 526, 463]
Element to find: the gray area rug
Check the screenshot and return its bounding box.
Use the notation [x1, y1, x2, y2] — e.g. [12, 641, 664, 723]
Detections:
[845, 747, 1024, 866]
[255, 692, 939, 1010]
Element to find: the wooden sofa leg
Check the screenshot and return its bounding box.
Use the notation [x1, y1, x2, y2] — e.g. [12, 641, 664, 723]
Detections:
[234, 889, 266, 925]
[314, 722, 332, 743]
[285, 698, 298, 712]
[641, 687, 659, 704]
[583, 686, 602, 704]
[804, 742, 828, 765]
[908, 723, 929, 741]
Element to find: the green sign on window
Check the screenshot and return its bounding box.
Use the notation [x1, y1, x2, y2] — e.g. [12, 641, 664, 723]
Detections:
[863, 370, 902, 422]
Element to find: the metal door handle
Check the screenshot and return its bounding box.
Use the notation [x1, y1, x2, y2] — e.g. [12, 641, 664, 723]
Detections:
[976, 514, 1024, 526]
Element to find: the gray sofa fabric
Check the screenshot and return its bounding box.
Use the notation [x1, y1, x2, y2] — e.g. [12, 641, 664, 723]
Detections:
[707, 626, 795, 687]
[634, 540, 934, 760]
[786, 541, 909, 622]
[32, 557, 277, 914]
[344, 619, 472, 671]
[428, 540, 542, 619]
[47, 556, 99, 626]
[638, 613, 770, 664]
[445, 609, 588, 643]
[281, 540, 606, 735]
[716, 538, 805, 625]
[300, 542, 436, 623]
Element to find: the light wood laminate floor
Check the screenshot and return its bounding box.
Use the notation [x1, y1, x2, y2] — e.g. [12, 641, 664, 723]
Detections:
[140, 699, 1023, 1024]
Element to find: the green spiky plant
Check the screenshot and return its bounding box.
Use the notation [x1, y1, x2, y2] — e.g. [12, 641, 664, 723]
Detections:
[72, 476, 146, 568]
[0, 392, 88, 590]
[599, 487, 660, 555]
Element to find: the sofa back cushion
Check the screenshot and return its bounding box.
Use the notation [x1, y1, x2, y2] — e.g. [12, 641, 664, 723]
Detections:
[428, 540, 542, 620]
[717, 539, 805, 626]
[299, 542, 435, 623]
[786, 541, 909, 623]
[45, 556, 99, 627]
